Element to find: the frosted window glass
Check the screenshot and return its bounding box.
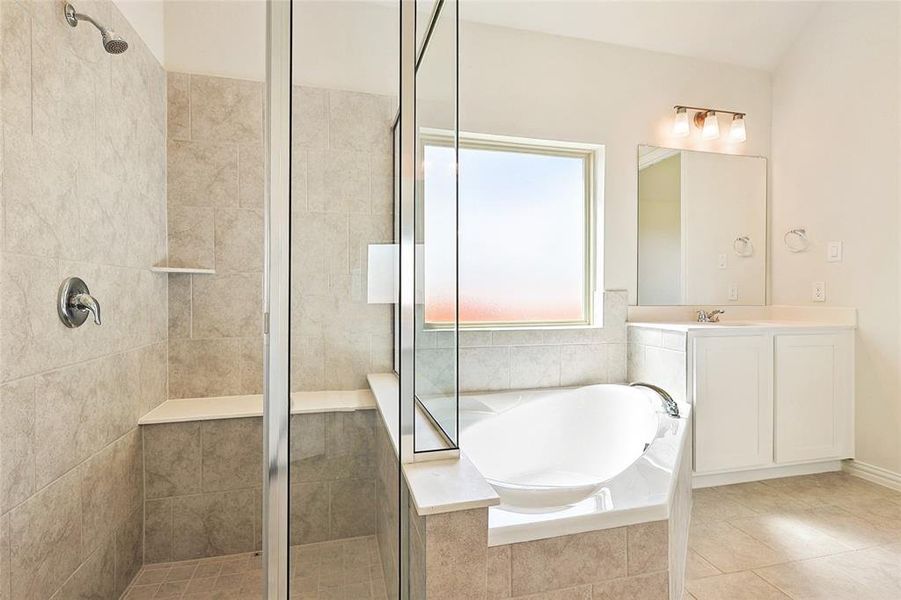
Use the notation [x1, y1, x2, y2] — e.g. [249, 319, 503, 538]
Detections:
[424, 143, 588, 325]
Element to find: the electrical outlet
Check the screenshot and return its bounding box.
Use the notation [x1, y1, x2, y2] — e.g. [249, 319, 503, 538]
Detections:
[812, 281, 826, 302]
[718, 254, 727, 269]
[728, 284, 738, 301]
[827, 241, 843, 263]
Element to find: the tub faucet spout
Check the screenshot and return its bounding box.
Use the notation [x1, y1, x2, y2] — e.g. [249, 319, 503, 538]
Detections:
[629, 382, 679, 418]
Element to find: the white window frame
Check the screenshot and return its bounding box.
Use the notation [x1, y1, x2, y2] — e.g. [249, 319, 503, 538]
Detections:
[422, 131, 604, 330]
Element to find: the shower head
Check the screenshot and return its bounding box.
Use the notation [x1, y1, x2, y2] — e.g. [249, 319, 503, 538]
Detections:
[64, 3, 129, 55]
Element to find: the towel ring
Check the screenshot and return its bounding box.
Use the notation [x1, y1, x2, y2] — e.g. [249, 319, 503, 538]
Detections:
[733, 236, 753, 257]
[784, 228, 809, 253]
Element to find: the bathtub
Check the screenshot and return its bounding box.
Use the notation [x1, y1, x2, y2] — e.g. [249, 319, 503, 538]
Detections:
[459, 383, 691, 545]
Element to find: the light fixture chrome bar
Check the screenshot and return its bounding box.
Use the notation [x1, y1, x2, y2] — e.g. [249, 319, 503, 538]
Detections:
[673, 104, 746, 117]
[263, 0, 291, 597]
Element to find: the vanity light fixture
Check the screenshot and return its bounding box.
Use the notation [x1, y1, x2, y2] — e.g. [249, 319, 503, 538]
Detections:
[701, 111, 720, 140]
[671, 105, 747, 142]
[672, 107, 690, 137]
[729, 113, 747, 142]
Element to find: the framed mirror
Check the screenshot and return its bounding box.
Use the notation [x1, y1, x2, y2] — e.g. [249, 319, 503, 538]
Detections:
[637, 146, 767, 306]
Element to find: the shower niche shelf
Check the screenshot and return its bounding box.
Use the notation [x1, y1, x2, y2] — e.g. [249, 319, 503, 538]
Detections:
[150, 266, 216, 275]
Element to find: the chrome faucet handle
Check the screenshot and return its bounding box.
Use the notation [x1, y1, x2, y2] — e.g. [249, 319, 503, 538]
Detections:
[58, 277, 102, 327]
[71, 292, 101, 325]
[708, 309, 725, 322]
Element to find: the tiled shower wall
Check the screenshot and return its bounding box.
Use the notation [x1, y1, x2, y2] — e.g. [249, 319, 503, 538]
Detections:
[0, 2, 168, 599]
[165, 74, 395, 398]
[141, 410, 377, 563]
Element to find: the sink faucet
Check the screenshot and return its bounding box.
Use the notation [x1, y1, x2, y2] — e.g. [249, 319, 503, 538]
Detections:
[696, 309, 724, 323]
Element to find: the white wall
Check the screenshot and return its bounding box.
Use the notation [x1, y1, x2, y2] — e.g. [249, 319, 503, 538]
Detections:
[457, 21, 772, 303]
[113, 0, 165, 64]
[770, 2, 901, 472]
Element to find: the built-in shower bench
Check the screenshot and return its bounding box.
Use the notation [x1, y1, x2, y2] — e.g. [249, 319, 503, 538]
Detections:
[138, 389, 376, 424]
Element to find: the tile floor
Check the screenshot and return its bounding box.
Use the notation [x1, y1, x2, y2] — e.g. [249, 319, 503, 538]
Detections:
[685, 472, 901, 600]
[121, 536, 386, 599]
[121, 473, 901, 600]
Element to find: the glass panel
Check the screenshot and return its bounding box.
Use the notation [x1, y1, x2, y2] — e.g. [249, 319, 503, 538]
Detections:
[414, 0, 459, 450]
[289, 0, 401, 597]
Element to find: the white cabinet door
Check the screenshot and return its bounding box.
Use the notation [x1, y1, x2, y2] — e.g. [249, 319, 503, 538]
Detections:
[693, 335, 773, 473]
[774, 333, 854, 463]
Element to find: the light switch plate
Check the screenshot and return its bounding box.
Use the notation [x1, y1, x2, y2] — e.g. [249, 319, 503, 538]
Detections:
[812, 281, 826, 302]
[718, 254, 727, 269]
[728, 284, 738, 301]
[827, 241, 842, 262]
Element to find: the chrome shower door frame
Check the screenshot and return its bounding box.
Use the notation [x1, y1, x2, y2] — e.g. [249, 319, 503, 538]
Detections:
[263, 0, 291, 598]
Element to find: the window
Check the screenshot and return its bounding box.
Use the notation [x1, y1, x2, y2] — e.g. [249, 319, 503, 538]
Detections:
[423, 134, 597, 327]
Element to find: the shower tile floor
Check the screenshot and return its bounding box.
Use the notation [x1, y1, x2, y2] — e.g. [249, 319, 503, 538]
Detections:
[685, 472, 901, 600]
[121, 535, 387, 599]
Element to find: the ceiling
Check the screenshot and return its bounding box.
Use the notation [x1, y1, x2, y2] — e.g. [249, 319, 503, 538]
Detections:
[459, 1, 822, 71]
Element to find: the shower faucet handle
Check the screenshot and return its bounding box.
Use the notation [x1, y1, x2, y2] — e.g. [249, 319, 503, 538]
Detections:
[58, 277, 102, 328]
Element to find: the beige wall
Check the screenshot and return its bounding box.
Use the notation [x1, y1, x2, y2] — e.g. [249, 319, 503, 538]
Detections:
[165, 71, 265, 399]
[0, 1, 168, 598]
[770, 2, 901, 472]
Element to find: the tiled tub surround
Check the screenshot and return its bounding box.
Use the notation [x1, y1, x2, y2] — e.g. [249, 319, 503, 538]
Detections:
[0, 1, 168, 599]
[142, 409, 379, 563]
[415, 291, 629, 394]
[627, 326, 688, 405]
[166, 73, 397, 398]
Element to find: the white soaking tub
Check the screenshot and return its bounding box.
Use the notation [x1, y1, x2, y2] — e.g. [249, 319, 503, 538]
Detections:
[459, 384, 691, 545]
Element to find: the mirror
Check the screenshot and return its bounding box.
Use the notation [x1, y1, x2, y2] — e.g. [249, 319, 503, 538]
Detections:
[637, 146, 767, 306]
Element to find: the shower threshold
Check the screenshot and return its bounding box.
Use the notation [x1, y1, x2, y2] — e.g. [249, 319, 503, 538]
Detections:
[121, 535, 387, 599]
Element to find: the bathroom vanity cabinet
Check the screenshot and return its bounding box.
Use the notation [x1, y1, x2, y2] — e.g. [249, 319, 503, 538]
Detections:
[690, 327, 854, 481]
[627, 320, 855, 485]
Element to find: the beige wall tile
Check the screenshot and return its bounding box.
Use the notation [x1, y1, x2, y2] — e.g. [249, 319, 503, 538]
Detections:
[168, 72, 191, 141]
[560, 344, 609, 386]
[307, 149, 371, 214]
[238, 143, 264, 208]
[1, 1, 32, 138]
[592, 571, 669, 600]
[191, 273, 263, 338]
[49, 536, 116, 600]
[114, 507, 144, 595]
[144, 498, 173, 564]
[424, 509, 488, 600]
[294, 211, 349, 295]
[169, 337, 262, 398]
[510, 346, 562, 389]
[170, 489, 256, 560]
[190, 75, 262, 142]
[487, 545, 512, 598]
[0, 513, 9, 600]
[201, 418, 262, 492]
[168, 139, 238, 208]
[168, 205, 215, 269]
[515, 587, 592, 600]
[81, 429, 143, 555]
[8, 468, 83, 600]
[168, 275, 192, 340]
[330, 479, 376, 539]
[293, 86, 329, 151]
[143, 422, 202, 499]
[627, 520, 669, 575]
[290, 481, 330, 545]
[460, 347, 511, 392]
[214, 208, 264, 273]
[0, 378, 35, 513]
[1, 253, 73, 382]
[328, 90, 394, 153]
[511, 528, 627, 596]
